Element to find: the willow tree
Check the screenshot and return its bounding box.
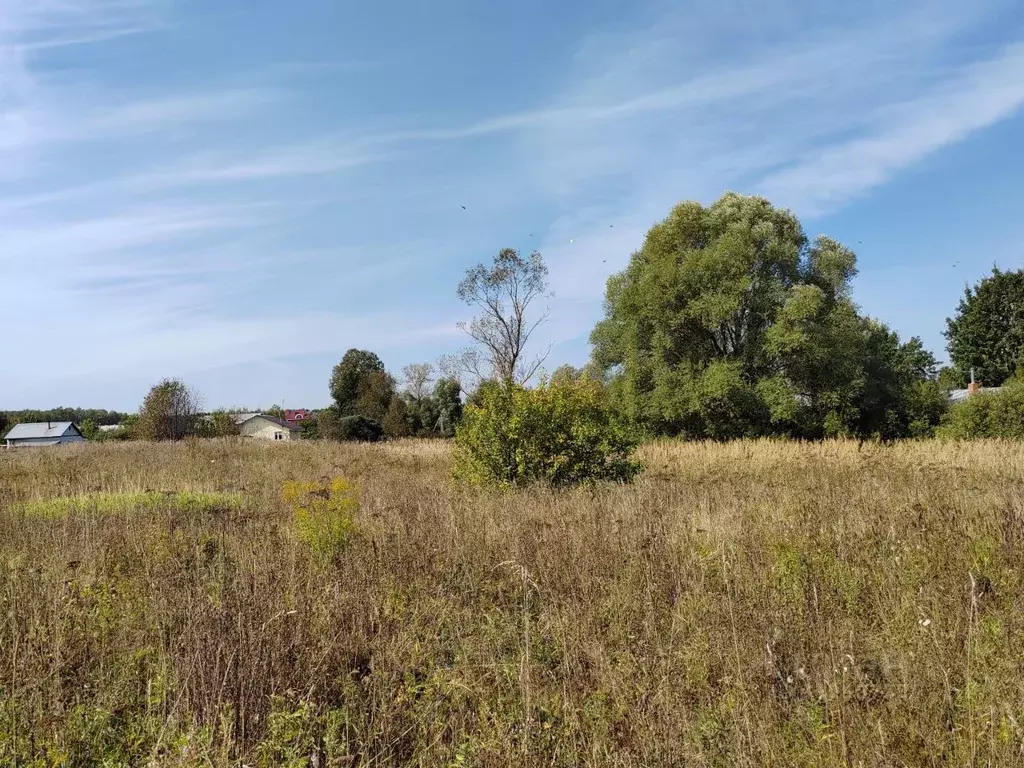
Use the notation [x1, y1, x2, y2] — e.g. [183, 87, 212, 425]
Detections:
[591, 192, 936, 439]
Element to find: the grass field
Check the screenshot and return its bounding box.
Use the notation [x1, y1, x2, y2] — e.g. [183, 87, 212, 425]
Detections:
[2, 438, 1024, 766]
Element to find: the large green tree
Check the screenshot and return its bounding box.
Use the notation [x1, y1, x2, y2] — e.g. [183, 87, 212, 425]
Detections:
[591, 192, 938, 439]
[329, 349, 395, 420]
[945, 267, 1024, 387]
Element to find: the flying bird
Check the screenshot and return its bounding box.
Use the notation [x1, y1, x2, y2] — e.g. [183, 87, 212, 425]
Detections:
[461, 205, 466, 209]
[570, 238, 574, 244]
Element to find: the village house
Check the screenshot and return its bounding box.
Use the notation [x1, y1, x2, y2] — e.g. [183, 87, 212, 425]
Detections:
[948, 370, 1003, 404]
[283, 409, 314, 427]
[232, 413, 299, 441]
[3, 422, 87, 449]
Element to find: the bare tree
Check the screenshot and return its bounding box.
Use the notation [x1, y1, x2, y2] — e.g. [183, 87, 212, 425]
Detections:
[448, 248, 551, 386]
[401, 363, 434, 401]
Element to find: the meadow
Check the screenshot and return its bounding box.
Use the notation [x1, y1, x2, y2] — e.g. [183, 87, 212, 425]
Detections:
[1, 438, 1023, 766]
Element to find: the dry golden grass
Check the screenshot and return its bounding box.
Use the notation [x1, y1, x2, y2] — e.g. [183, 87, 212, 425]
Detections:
[2, 437, 1024, 766]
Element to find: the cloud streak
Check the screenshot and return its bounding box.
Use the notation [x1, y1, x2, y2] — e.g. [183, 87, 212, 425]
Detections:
[1, 0, 1023, 408]
[759, 42, 1024, 213]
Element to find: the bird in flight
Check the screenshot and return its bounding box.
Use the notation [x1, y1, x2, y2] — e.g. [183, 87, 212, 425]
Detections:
[570, 239, 574, 244]
[461, 206, 466, 210]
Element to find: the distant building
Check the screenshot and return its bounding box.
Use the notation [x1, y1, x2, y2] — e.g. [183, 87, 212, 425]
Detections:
[97, 424, 124, 433]
[283, 409, 314, 427]
[4, 422, 87, 449]
[949, 376, 1003, 404]
[232, 413, 299, 441]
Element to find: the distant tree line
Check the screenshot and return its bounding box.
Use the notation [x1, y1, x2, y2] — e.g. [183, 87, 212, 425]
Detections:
[303, 351, 463, 442]
[1, 408, 128, 428]
[6, 192, 1024, 449]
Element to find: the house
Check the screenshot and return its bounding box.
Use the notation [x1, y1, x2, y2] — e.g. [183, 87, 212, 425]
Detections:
[4, 422, 87, 449]
[232, 413, 299, 441]
[948, 377, 1003, 404]
[283, 409, 314, 427]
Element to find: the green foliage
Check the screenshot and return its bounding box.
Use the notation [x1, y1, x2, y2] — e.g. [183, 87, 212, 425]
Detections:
[16, 491, 242, 517]
[212, 410, 241, 437]
[0, 407, 128, 428]
[393, 376, 464, 438]
[938, 378, 1024, 438]
[199, 409, 241, 438]
[330, 349, 387, 413]
[355, 371, 397, 422]
[382, 396, 412, 438]
[431, 377, 463, 437]
[945, 267, 1024, 387]
[591, 192, 940, 439]
[79, 418, 98, 440]
[282, 478, 359, 564]
[336, 415, 383, 442]
[115, 414, 139, 440]
[299, 416, 321, 440]
[905, 379, 950, 438]
[135, 379, 203, 441]
[452, 377, 640, 488]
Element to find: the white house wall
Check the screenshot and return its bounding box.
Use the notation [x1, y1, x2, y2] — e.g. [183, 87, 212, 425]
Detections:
[239, 418, 296, 441]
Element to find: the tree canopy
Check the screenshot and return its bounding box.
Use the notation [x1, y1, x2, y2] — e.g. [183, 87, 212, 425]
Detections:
[945, 267, 1024, 388]
[135, 379, 203, 441]
[591, 192, 941, 439]
[329, 349, 395, 421]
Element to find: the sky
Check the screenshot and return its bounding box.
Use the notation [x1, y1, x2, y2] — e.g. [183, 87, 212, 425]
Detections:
[2, 0, 1024, 411]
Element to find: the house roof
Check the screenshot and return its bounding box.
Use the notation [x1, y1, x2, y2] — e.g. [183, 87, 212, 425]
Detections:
[233, 413, 298, 431]
[230, 412, 263, 424]
[4, 422, 80, 440]
[949, 387, 1003, 403]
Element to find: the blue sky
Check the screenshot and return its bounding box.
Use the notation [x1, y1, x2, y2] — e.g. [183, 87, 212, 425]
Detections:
[2, 0, 1024, 410]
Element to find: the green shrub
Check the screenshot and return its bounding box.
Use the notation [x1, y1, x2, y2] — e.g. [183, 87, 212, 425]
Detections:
[336, 415, 383, 442]
[452, 377, 641, 488]
[938, 379, 1024, 438]
[283, 478, 359, 563]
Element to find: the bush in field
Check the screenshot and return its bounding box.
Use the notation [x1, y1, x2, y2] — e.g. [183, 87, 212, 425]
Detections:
[938, 378, 1024, 438]
[201, 409, 241, 438]
[336, 415, 383, 442]
[282, 478, 359, 563]
[453, 377, 640, 488]
[135, 379, 203, 441]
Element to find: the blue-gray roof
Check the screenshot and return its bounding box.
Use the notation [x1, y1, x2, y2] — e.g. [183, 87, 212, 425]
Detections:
[4, 422, 80, 440]
[948, 387, 1002, 403]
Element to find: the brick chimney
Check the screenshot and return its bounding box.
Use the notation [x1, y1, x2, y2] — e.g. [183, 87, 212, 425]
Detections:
[968, 367, 980, 396]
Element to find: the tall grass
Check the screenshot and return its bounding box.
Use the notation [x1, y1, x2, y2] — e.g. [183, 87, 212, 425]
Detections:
[1, 438, 1023, 766]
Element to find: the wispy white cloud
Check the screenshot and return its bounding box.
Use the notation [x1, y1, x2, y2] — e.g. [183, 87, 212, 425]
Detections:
[759, 42, 1024, 214]
[1, 0, 1022, 408]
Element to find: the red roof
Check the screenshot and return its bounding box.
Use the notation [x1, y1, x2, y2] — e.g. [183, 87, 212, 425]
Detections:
[284, 409, 313, 424]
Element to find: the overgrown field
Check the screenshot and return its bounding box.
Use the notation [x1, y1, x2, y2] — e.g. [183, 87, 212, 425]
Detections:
[2, 439, 1024, 766]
